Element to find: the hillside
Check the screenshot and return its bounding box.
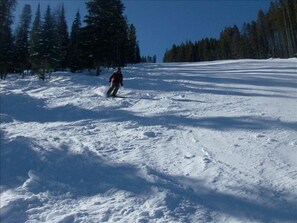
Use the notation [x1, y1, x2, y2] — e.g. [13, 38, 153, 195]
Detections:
[1, 59, 297, 222]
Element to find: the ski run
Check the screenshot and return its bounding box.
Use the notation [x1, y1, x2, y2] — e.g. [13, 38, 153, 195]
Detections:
[1, 59, 297, 223]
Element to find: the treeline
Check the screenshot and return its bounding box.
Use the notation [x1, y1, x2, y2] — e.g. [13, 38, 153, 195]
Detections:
[163, 0, 297, 62]
[141, 55, 157, 63]
[0, 0, 141, 79]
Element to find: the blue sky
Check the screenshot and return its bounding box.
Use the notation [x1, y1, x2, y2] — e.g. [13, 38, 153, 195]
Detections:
[14, 0, 272, 62]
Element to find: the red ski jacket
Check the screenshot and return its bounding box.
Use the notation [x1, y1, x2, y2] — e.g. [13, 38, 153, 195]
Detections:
[109, 72, 123, 86]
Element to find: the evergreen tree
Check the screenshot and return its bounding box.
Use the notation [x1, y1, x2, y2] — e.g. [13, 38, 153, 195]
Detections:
[113, 13, 129, 67]
[250, 21, 260, 58]
[84, 0, 129, 72]
[209, 38, 219, 60]
[141, 55, 157, 63]
[56, 4, 69, 70]
[79, 26, 94, 69]
[0, 0, 16, 78]
[163, 0, 296, 62]
[135, 44, 141, 63]
[14, 4, 32, 75]
[256, 10, 269, 58]
[239, 23, 252, 58]
[282, 0, 297, 56]
[177, 42, 186, 62]
[40, 5, 57, 78]
[270, 1, 289, 57]
[127, 24, 141, 63]
[69, 10, 82, 72]
[198, 38, 207, 61]
[153, 55, 157, 63]
[185, 41, 195, 62]
[218, 26, 240, 59]
[29, 4, 42, 74]
[164, 44, 178, 62]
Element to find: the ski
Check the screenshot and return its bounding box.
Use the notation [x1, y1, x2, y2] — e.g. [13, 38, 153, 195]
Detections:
[106, 95, 126, 98]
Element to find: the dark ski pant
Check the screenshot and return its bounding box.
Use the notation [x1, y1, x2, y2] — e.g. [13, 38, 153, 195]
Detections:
[107, 83, 120, 96]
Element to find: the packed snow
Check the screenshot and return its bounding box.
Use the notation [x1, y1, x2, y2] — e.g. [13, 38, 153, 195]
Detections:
[1, 59, 297, 223]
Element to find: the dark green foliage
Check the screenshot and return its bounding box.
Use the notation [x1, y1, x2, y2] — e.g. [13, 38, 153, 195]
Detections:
[141, 55, 157, 63]
[14, 4, 31, 75]
[29, 4, 42, 74]
[219, 26, 241, 59]
[68, 10, 82, 72]
[4, 0, 141, 78]
[39, 5, 56, 79]
[164, 0, 297, 62]
[82, 0, 140, 69]
[84, 0, 129, 69]
[0, 0, 16, 78]
[55, 4, 69, 70]
[127, 24, 141, 63]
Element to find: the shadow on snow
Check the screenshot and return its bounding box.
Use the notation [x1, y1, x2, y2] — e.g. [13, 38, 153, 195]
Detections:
[1, 134, 297, 222]
[1, 93, 296, 132]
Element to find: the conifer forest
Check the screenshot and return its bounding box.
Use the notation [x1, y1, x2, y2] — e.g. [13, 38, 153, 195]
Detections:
[1, 0, 296, 78]
[163, 0, 297, 62]
[0, 0, 141, 79]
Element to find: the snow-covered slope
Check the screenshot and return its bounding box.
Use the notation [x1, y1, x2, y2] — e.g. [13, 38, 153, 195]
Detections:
[1, 59, 297, 223]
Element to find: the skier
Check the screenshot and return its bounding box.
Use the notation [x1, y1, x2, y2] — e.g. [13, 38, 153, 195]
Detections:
[106, 67, 123, 97]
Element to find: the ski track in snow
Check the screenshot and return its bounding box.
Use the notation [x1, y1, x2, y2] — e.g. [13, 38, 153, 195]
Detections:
[1, 59, 297, 223]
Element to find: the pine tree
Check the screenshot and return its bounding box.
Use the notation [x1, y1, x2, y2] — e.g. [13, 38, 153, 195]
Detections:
[127, 24, 140, 63]
[201, 38, 212, 61]
[272, 0, 289, 57]
[69, 10, 82, 72]
[112, 13, 129, 67]
[135, 44, 141, 63]
[84, 0, 129, 71]
[282, 0, 297, 57]
[0, 0, 16, 78]
[153, 55, 157, 63]
[40, 5, 57, 79]
[219, 27, 235, 59]
[29, 4, 42, 74]
[185, 41, 194, 62]
[163, 0, 296, 62]
[14, 4, 32, 76]
[56, 4, 69, 70]
[256, 10, 269, 58]
[141, 55, 157, 63]
[239, 23, 251, 58]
